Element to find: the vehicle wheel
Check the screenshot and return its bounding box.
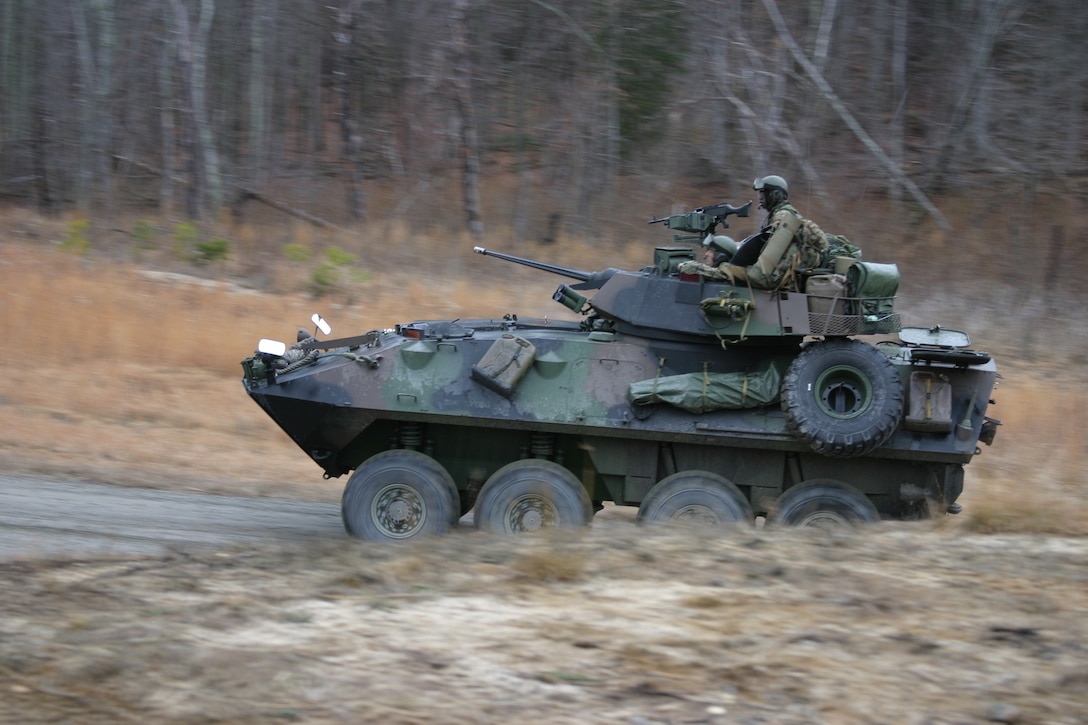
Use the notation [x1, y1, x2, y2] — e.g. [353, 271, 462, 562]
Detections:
[474, 460, 593, 534]
[769, 479, 880, 527]
[341, 450, 459, 541]
[637, 471, 753, 528]
[781, 339, 903, 458]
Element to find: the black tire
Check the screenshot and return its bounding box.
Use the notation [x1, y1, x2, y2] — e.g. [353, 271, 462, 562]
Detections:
[781, 339, 903, 458]
[637, 471, 753, 528]
[769, 479, 880, 527]
[341, 450, 459, 542]
[474, 460, 593, 534]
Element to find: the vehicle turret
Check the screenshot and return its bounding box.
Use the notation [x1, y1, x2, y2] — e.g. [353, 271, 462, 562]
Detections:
[474, 198, 898, 344]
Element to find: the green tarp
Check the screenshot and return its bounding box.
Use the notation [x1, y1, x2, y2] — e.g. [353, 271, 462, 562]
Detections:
[629, 364, 781, 414]
[847, 262, 899, 316]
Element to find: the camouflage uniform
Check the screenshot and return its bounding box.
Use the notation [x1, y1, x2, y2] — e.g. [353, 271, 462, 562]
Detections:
[744, 201, 828, 290]
[677, 259, 730, 279]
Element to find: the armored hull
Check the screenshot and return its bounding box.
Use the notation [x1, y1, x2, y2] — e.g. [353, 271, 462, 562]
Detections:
[243, 267, 1000, 540]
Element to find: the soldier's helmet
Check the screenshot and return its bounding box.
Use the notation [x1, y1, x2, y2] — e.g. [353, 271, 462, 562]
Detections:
[705, 235, 738, 256]
[753, 175, 789, 195]
[704, 235, 738, 265]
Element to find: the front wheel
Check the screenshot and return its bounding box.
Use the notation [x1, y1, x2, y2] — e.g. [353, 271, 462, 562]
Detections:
[637, 471, 753, 528]
[341, 450, 459, 542]
[474, 460, 592, 534]
[769, 479, 880, 527]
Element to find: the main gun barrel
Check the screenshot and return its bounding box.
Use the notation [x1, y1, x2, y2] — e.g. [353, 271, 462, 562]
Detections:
[473, 246, 593, 282]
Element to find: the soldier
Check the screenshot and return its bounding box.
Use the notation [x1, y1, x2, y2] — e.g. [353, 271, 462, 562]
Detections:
[677, 234, 738, 280]
[677, 176, 830, 289]
[734, 175, 829, 290]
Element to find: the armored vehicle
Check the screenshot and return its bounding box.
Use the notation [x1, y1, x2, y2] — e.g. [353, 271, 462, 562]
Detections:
[242, 201, 1001, 541]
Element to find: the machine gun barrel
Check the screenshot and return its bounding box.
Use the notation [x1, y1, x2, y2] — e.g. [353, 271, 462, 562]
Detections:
[473, 246, 593, 282]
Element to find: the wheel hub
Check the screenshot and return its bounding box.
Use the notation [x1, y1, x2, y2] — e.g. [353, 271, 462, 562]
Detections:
[507, 494, 557, 532]
[797, 510, 852, 527]
[372, 483, 427, 539]
[816, 365, 871, 419]
[671, 504, 720, 526]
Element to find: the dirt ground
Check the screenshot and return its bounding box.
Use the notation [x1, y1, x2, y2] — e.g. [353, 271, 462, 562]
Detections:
[3, 506, 1088, 725]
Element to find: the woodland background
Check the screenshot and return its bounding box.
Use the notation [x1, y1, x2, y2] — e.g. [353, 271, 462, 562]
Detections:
[1, 0, 1083, 224]
[0, 0, 1086, 361]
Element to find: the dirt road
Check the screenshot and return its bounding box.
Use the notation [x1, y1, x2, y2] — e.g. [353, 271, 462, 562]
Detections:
[3, 475, 1088, 724]
[0, 474, 343, 560]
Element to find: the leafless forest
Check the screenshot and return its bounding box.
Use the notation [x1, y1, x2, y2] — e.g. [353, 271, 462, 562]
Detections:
[1, 0, 1083, 231]
[2, 0, 1087, 343]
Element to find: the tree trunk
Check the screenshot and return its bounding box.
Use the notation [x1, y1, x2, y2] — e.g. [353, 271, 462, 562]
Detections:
[167, 0, 222, 217]
[31, 91, 54, 214]
[158, 35, 176, 216]
[248, 0, 270, 187]
[333, 1, 365, 220]
[889, 0, 907, 203]
[69, 0, 116, 212]
[450, 0, 484, 239]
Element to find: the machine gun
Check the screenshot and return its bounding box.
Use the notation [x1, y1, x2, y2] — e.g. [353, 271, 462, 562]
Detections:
[648, 200, 753, 238]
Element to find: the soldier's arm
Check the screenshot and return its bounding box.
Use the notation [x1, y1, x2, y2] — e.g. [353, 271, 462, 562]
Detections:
[678, 260, 728, 280]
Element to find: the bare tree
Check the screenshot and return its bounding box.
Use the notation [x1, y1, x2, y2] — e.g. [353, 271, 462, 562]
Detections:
[69, 0, 118, 211]
[332, 1, 365, 220]
[759, 0, 950, 228]
[924, 0, 1024, 194]
[158, 29, 178, 214]
[167, 0, 223, 216]
[449, 0, 484, 238]
[0, 0, 1083, 236]
[247, 0, 272, 187]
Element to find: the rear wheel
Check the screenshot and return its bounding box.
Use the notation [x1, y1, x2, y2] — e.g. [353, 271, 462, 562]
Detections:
[769, 479, 880, 527]
[637, 471, 753, 528]
[474, 460, 592, 534]
[341, 450, 459, 541]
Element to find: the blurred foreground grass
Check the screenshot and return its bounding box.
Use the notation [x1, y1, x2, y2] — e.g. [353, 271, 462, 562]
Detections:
[1, 221, 1084, 535]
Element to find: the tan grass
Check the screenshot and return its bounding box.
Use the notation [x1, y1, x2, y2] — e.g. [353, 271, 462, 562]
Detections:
[959, 381, 1088, 535]
[1, 235, 1085, 534]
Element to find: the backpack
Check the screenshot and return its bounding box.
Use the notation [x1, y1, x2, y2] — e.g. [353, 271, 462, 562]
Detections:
[825, 233, 862, 267]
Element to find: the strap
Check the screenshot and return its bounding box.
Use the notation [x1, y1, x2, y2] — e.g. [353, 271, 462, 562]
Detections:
[701, 362, 710, 413]
[698, 289, 756, 347]
[652, 357, 666, 399]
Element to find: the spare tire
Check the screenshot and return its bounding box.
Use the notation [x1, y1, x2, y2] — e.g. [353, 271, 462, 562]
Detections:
[781, 339, 903, 458]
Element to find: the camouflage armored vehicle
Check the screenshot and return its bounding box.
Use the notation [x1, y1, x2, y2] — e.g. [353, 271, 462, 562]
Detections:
[242, 201, 1001, 540]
